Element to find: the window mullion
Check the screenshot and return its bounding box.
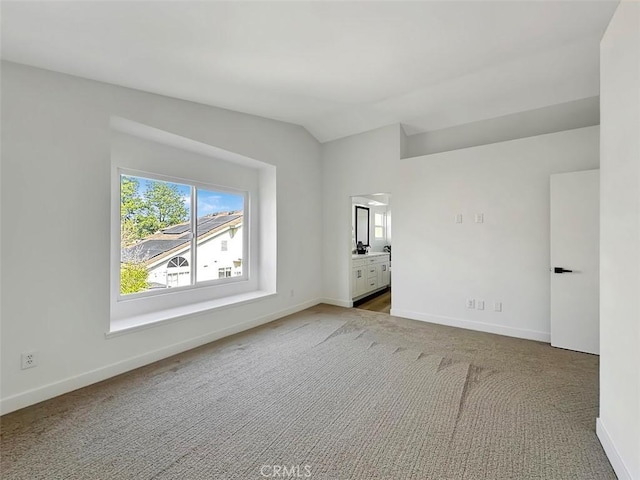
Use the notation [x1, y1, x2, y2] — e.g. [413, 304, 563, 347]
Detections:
[191, 186, 197, 286]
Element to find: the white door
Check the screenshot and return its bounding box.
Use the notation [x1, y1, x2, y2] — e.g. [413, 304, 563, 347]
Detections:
[550, 169, 599, 355]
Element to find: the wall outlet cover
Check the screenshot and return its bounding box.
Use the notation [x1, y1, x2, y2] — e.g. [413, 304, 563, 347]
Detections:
[21, 351, 38, 370]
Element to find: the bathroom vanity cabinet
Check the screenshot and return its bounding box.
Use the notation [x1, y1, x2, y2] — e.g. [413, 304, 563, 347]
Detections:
[352, 253, 390, 300]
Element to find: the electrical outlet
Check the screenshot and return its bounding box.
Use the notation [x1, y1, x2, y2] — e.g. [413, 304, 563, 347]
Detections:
[455, 214, 463, 224]
[290, 289, 294, 297]
[475, 213, 484, 224]
[477, 300, 485, 310]
[21, 351, 38, 370]
[494, 301, 502, 312]
[466, 299, 475, 309]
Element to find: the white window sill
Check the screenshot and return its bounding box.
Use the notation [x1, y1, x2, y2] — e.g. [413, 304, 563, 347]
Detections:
[106, 290, 276, 338]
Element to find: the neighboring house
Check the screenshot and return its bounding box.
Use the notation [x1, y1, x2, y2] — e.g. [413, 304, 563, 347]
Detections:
[122, 211, 243, 289]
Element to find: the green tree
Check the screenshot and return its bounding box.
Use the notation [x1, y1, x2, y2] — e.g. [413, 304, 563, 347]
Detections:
[120, 262, 149, 294]
[120, 177, 189, 241]
[121, 176, 143, 221]
[137, 181, 188, 238]
[119, 176, 189, 294]
[121, 176, 145, 247]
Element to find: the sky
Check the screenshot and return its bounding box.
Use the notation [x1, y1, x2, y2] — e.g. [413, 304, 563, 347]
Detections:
[197, 188, 244, 216]
[127, 175, 244, 218]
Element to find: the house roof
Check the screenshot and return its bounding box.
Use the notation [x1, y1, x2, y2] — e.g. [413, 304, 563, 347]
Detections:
[122, 211, 242, 265]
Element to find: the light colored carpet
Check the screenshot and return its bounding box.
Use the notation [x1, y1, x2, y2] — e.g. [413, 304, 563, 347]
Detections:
[1, 305, 615, 479]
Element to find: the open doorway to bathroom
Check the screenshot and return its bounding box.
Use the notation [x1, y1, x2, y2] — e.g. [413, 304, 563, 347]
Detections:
[351, 193, 391, 314]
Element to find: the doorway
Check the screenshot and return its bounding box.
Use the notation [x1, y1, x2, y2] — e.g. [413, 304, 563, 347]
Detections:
[350, 193, 392, 314]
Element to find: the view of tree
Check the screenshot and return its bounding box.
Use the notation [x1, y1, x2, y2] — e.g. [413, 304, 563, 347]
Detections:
[136, 181, 189, 238]
[119, 176, 190, 294]
[120, 262, 149, 294]
[120, 177, 189, 243]
[120, 176, 144, 247]
[145, 181, 189, 226]
[120, 176, 143, 221]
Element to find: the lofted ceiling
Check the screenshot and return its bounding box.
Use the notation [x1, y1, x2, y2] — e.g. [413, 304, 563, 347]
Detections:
[0, 1, 618, 143]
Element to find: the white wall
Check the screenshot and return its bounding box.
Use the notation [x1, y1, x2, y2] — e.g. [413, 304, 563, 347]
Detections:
[321, 126, 401, 306]
[403, 97, 600, 158]
[0, 61, 323, 413]
[393, 127, 599, 341]
[598, 2, 640, 479]
[322, 125, 600, 341]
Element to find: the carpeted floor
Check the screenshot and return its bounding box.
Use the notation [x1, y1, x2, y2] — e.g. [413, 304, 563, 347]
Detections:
[0, 305, 615, 479]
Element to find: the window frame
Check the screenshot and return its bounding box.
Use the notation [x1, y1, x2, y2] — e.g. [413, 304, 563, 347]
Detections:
[109, 119, 276, 335]
[374, 212, 386, 239]
[167, 256, 189, 268]
[117, 167, 250, 303]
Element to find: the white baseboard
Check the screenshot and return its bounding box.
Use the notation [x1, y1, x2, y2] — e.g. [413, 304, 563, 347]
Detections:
[596, 417, 634, 480]
[390, 309, 550, 343]
[0, 298, 321, 415]
[319, 297, 353, 308]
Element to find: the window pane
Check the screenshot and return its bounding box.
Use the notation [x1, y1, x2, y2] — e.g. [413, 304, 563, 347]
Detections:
[196, 188, 244, 283]
[375, 213, 384, 226]
[120, 175, 191, 295]
[375, 226, 384, 238]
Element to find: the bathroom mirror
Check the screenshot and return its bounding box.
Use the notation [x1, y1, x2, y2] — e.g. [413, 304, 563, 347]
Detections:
[355, 206, 370, 247]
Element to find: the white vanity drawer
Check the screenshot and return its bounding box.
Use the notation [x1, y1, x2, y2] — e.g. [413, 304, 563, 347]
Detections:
[366, 277, 378, 290]
[352, 258, 366, 267]
[367, 266, 378, 278]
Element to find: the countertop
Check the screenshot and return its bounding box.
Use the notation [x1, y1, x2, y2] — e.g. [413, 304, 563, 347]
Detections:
[352, 252, 390, 260]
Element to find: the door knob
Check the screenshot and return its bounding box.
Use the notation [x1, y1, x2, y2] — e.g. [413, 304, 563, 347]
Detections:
[554, 267, 573, 274]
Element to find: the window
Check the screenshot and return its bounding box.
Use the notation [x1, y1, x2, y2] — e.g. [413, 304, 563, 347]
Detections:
[119, 172, 246, 297]
[218, 267, 232, 278]
[374, 212, 385, 239]
[167, 256, 189, 268]
[109, 120, 277, 334]
[166, 256, 190, 288]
